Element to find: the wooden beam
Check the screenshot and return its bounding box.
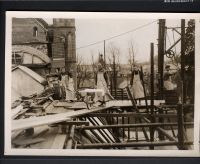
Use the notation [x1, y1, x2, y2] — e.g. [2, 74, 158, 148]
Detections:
[12, 138, 45, 146]
[53, 121, 90, 126]
[181, 19, 186, 103]
[66, 125, 75, 149]
[86, 112, 177, 118]
[150, 42, 155, 150]
[51, 134, 67, 149]
[76, 122, 193, 130]
[77, 141, 193, 149]
[142, 117, 178, 142]
[12, 105, 113, 131]
[177, 103, 185, 149]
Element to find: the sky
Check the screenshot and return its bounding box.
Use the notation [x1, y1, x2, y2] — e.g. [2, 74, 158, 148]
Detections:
[45, 18, 182, 64]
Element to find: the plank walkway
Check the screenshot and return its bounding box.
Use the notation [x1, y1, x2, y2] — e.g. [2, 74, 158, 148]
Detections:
[12, 105, 113, 131]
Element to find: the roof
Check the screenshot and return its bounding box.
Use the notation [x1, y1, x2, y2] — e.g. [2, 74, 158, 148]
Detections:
[12, 45, 51, 64]
[35, 18, 49, 29]
[33, 18, 49, 31]
[12, 65, 47, 85]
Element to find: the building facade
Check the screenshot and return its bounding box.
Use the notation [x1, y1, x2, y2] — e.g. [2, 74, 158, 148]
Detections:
[12, 18, 77, 88]
[50, 19, 77, 88]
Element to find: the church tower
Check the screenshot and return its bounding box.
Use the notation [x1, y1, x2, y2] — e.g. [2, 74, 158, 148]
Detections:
[51, 18, 77, 88]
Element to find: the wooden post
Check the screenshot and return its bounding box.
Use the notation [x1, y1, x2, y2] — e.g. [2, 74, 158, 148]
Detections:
[158, 19, 166, 99]
[113, 54, 117, 99]
[64, 38, 68, 72]
[177, 103, 185, 149]
[104, 40, 106, 64]
[122, 89, 124, 100]
[140, 66, 149, 113]
[122, 116, 125, 141]
[128, 117, 130, 140]
[150, 42, 155, 149]
[110, 72, 113, 94]
[66, 125, 75, 149]
[158, 108, 165, 140]
[181, 19, 186, 104]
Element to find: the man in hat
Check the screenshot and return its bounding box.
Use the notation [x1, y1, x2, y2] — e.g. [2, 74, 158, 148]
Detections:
[163, 65, 176, 90]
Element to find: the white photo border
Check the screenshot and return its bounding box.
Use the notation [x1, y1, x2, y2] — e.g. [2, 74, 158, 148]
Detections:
[5, 11, 200, 157]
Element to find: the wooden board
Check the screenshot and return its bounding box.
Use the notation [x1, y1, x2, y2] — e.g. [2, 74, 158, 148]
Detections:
[29, 127, 59, 149]
[53, 101, 73, 108]
[11, 130, 24, 140]
[86, 118, 107, 143]
[92, 117, 115, 142]
[68, 102, 87, 109]
[12, 105, 113, 131]
[45, 101, 58, 113]
[51, 134, 67, 149]
[11, 104, 23, 119]
[106, 100, 165, 107]
[12, 137, 45, 146]
[46, 107, 70, 114]
[32, 125, 50, 138]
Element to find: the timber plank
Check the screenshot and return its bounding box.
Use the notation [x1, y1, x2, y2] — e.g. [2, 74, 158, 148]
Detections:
[106, 100, 165, 107]
[92, 117, 116, 143]
[11, 130, 24, 140]
[12, 105, 113, 131]
[51, 134, 67, 149]
[45, 101, 58, 113]
[53, 101, 73, 108]
[30, 127, 59, 149]
[47, 107, 70, 114]
[12, 104, 23, 119]
[68, 102, 87, 109]
[32, 125, 50, 138]
[12, 137, 45, 146]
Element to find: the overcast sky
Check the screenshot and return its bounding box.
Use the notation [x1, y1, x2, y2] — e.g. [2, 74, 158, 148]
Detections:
[45, 18, 182, 64]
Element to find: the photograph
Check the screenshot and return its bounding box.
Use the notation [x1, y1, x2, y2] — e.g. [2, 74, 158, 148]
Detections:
[4, 12, 200, 156]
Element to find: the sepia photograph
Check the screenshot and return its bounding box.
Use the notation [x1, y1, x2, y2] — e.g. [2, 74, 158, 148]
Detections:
[4, 12, 200, 156]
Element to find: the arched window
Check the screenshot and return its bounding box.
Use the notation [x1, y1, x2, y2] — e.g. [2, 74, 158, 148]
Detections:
[33, 26, 38, 37]
[12, 52, 23, 65]
[67, 33, 73, 59]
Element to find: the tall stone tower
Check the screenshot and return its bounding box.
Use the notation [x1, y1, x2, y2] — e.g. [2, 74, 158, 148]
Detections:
[51, 18, 77, 89]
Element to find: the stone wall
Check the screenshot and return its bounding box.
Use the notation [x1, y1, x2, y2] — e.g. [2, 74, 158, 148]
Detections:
[51, 19, 77, 88]
[12, 18, 47, 44]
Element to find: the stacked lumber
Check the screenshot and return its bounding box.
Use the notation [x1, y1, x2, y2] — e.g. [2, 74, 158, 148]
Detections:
[11, 88, 117, 149]
[11, 88, 66, 148]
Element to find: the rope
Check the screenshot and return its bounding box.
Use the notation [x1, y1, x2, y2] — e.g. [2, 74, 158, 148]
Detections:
[76, 20, 157, 50]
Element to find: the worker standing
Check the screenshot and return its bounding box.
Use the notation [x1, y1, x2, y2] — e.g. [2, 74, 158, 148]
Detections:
[163, 65, 176, 90]
[65, 72, 76, 101]
[59, 68, 68, 100]
[130, 66, 145, 103]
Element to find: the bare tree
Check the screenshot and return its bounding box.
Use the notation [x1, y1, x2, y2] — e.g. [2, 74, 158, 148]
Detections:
[77, 55, 93, 88]
[107, 42, 120, 70]
[91, 53, 98, 75]
[127, 39, 137, 72]
[106, 42, 121, 92]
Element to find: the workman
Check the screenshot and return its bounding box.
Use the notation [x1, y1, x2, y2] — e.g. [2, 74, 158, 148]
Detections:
[163, 65, 176, 90]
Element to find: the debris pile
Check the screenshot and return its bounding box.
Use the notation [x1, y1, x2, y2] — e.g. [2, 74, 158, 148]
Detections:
[11, 85, 121, 149]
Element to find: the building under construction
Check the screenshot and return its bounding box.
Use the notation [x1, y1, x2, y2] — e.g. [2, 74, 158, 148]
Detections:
[11, 18, 194, 150]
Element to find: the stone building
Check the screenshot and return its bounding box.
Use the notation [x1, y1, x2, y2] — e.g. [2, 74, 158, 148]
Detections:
[12, 18, 51, 76]
[12, 18, 49, 55]
[12, 18, 77, 88]
[49, 19, 77, 88]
